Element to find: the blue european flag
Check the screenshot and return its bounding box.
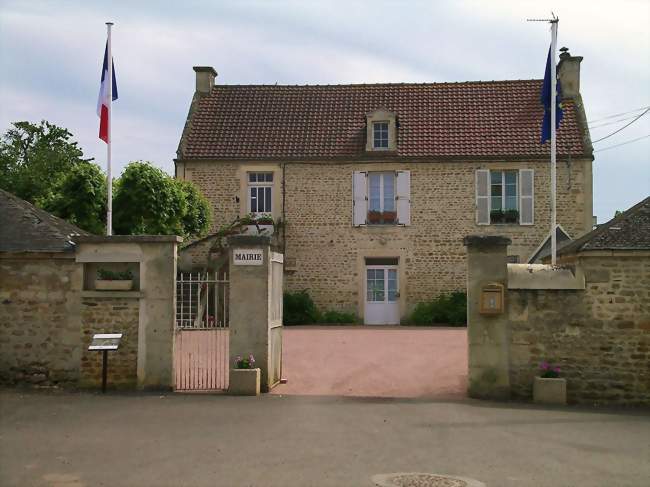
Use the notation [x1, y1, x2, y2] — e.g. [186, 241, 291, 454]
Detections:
[540, 46, 563, 144]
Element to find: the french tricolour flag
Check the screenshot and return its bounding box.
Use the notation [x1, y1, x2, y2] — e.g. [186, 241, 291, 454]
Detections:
[96, 42, 118, 143]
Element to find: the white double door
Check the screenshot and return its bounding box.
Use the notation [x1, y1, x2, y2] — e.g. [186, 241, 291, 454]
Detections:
[364, 265, 399, 325]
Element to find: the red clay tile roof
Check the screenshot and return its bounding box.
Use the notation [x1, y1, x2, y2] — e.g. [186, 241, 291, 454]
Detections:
[180, 80, 589, 160]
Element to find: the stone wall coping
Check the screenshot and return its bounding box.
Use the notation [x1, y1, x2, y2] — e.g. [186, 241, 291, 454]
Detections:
[463, 235, 512, 247]
[507, 264, 585, 290]
[226, 235, 271, 246]
[73, 235, 183, 244]
[81, 290, 145, 299]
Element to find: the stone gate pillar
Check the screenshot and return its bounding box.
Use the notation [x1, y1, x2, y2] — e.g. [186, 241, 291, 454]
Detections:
[227, 235, 282, 392]
[463, 235, 511, 400]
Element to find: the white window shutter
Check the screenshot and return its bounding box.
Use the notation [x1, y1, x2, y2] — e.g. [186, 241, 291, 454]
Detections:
[475, 169, 490, 225]
[352, 171, 367, 226]
[396, 170, 411, 225]
[519, 169, 534, 225]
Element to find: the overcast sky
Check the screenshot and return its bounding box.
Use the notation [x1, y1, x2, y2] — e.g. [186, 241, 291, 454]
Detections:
[1, 0, 648, 223]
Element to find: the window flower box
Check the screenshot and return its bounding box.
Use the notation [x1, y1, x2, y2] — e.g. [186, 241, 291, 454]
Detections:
[490, 209, 505, 224]
[504, 209, 519, 224]
[382, 210, 397, 223]
[367, 210, 382, 224]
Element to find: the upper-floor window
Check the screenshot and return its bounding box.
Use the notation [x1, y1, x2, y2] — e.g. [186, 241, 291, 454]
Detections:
[366, 109, 396, 152]
[368, 172, 396, 224]
[373, 122, 389, 149]
[353, 170, 410, 226]
[248, 172, 273, 214]
[475, 168, 534, 226]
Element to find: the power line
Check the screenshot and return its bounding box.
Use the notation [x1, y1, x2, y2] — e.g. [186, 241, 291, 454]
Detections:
[587, 105, 649, 124]
[589, 113, 650, 129]
[594, 134, 650, 152]
[592, 108, 650, 144]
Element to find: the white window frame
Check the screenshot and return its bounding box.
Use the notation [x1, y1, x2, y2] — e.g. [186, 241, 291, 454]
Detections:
[490, 170, 519, 212]
[372, 121, 390, 150]
[368, 172, 395, 213]
[247, 172, 273, 216]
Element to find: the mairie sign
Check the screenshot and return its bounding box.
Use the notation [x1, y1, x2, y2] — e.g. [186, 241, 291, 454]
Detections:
[233, 248, 264, 266]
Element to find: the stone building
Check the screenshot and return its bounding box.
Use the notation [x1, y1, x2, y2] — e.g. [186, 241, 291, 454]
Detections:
[175, 50, 594, 324]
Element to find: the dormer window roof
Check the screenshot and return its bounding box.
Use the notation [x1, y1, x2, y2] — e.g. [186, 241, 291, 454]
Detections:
[366, 109, 396, 152]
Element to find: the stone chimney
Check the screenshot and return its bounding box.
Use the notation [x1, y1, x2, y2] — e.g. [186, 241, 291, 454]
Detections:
[193, 66, 217, 94]
[557, 47, 583, 99]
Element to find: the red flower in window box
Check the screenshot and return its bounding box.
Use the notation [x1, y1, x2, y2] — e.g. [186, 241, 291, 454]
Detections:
[367, 210, 382, 224]
[382, 211, 397, 223]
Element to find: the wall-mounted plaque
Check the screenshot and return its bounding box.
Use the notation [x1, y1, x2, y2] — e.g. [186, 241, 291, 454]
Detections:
[233, 248, 264, 266]
[479, 283, 505, 315]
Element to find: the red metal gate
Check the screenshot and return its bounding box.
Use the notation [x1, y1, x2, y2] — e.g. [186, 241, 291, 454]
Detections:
[174, 271, 229, 391]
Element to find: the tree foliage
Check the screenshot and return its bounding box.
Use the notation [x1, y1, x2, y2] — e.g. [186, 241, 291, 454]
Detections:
[1, 121, 211, 239]
[113, 161, 211, 238]
[0, 120, 91, 205]
[43, 163, 107, 235]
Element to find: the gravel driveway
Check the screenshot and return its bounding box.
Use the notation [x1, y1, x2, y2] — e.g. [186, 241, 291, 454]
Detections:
[271, 326, 467, 398]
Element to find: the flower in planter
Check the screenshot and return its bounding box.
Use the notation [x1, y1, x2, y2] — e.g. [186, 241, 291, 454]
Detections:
[382, 211, 397, 223]
[235, 353, 256, 369]
[539, 361, 561, 378]
[367, 210, 382, 223]
[490, 209, 505, 223]
[504, 209, 519, 223]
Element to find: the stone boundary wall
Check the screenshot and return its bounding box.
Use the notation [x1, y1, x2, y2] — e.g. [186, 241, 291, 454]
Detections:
[465, 235, 649, 406]
[80, 297, 139, 389]
[0, 255, 82, 387]
[509, 255, 650, 406]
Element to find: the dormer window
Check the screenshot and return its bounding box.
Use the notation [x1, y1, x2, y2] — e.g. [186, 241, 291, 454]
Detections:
[366, 109, 396, 152]
[373, 122, 389, 149]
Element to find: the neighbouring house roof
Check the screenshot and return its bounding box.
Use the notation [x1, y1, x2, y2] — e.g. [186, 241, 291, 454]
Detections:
[527, 225, 573, 263]
[558, 196, 650, 255]
[0, 189, 89, 253]
[179, 80, 589, 161]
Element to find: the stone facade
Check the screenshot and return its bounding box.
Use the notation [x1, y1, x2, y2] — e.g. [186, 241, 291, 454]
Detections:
[180, 158, 592, 320]
[0, 255, 82, 387]
[80, 297, 140, 388]
[509, 254, 650, 406]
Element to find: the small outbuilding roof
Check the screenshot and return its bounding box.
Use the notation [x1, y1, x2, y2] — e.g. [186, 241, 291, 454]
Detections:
[0, 189, 89, 253]
[558, 196, 650, 255]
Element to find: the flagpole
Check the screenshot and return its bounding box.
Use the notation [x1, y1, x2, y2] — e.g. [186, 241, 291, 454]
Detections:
[550, 19, 558, 266]
[106, 22, 114, 236]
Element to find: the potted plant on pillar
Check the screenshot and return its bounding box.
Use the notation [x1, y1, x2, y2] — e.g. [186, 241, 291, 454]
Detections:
[533, 361, 567, 405]
[229, 354, 260, 396]
[95, 269, 134, 291]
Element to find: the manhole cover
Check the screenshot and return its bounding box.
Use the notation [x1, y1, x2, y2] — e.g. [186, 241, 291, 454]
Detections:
[371, 473, 486, 487]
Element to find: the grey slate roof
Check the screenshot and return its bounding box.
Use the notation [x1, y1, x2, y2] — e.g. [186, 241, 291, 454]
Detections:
[558, 196, 650, 255]
[0, 189, 89, 253]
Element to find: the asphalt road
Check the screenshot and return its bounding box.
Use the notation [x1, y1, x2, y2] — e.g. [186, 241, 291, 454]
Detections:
[1, 390, 649, 487]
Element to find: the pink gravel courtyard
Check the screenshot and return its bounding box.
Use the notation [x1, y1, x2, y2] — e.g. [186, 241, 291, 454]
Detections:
[271, 326, 467, 399]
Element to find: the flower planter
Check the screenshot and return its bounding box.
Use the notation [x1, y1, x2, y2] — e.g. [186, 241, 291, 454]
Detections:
[382, 211, 397, 223]
[95, 279, 133, 291]
[533, 376, 567, 405]
[243, 224, 274, 235]
[229, 368, 261, 396]
[367, 211, 382, 224]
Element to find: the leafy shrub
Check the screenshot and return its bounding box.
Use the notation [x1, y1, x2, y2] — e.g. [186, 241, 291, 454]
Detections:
[319, 310, 358, 324]
[283, 290, 319, 325]
[410, 291, 467, 326]
[97, 268, 133, 281]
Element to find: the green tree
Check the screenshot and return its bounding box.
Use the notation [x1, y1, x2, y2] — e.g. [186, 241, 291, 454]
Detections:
[43, 163, 107, 235]
[0, 120, 91, 205]
[113, 161, 211, 239]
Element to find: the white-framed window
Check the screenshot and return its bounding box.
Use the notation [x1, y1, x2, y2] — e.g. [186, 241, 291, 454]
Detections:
[248, 172, 273, 214]
[476, 168, 534, 226]
[353, 170, 410, 226]
[373, 122, 389, 149]
[490, 170, 518, 211]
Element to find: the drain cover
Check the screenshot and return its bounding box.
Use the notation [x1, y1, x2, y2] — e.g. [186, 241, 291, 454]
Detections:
[371, 473, 486, 487]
